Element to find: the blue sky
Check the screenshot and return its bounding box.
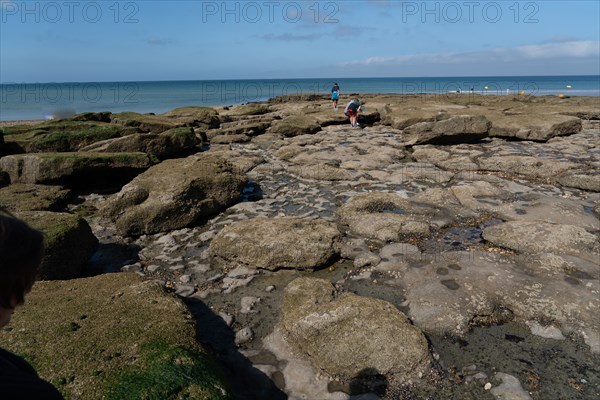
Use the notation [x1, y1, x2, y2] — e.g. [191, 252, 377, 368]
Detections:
[1, 0, 599, 82]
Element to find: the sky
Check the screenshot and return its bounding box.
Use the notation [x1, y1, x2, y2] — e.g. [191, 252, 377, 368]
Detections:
[1, 0, 599, 82]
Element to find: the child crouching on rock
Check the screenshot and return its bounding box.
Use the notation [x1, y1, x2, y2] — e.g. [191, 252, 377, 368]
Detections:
[0, 209, 64, 399]
[344, 98, 363, 128]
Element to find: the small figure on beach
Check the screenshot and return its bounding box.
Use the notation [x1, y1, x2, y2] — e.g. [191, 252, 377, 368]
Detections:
[344, 98, 362, 127]
[331, 83, 340, 111]
[0, 210, 65, 399]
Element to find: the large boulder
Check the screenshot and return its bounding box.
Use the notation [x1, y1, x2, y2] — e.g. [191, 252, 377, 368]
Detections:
[26, 125, 136, 152]
[280, 277, 431, 381]
[69, 111, 112, 123]
[2, 121, 138, 152]
[101, 154, 247, 236]
[403, 115, 490, 145]
[0, 273, 231, 400]
[0, 184, 71, 212]
[270, 115, 321, 137]
[483, 221, 599, 256]
[228, 104, 271, 116]
[489, 114, 582, 141]
[0, 152, 156, 188]
[380, 104, 450, 129]
[209, 217, 340, 271]
[161, 106, 220, 128]
[17, 211, 98, 280]
[208, 119, 271, 139]
[337, 192, 452, 241]
[79, 127, 200, 159]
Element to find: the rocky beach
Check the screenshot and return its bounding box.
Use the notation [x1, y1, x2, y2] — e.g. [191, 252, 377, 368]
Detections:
[0, 93, 598, 399]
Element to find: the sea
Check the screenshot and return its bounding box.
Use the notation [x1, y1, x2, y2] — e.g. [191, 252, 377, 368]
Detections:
[1, 75, 598, 121]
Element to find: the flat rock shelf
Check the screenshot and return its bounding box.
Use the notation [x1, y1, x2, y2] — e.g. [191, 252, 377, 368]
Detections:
[1, 94, 598, 399]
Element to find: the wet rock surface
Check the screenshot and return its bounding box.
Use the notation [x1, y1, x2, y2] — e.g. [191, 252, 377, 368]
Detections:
[1, 94, 599, 399]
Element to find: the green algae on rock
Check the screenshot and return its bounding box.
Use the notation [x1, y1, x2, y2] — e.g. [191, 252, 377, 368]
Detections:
[111, 112, 180, 133]
[79, 127, 200, 160]
[0, 273, 231, 400]
[16, 211, 98, 280]
[0, 152, 157, 186]
[0, 184, 71, 212]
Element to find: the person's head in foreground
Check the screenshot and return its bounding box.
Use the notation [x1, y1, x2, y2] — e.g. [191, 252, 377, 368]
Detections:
[0, 210, 44, 329]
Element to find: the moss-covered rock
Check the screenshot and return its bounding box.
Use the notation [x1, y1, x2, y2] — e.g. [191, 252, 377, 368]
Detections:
[79, 127, 200, 160]
[0, 184, 71, 212]
[69, 111, 112, 123]
[16, 211, 98, 280]
[208, 120, 271, 138]
[0, 152, 156, 188]
[2, 120, 111, 136]
[229, 104, 271, 116]
[0, 273, 231, 399]
[28, 125, 136, 152]
[111, 112, 179, 133]
[1, 120, 138, 152]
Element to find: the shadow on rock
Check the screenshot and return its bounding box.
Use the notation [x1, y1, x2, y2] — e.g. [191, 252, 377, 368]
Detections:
[84, 242, 142, 276]
[185, 298, 288, 400]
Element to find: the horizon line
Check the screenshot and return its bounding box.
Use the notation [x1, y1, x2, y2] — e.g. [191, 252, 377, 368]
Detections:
[1, 74, 598, 85]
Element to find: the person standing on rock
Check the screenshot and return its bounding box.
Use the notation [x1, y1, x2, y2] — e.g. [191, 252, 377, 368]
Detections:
[0, 210, 65, 399]
[344, 98, 362, 127]
[331, 83, 340, 111]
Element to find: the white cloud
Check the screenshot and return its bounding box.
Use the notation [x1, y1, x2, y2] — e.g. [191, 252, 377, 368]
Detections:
[339, 41, 600, 67]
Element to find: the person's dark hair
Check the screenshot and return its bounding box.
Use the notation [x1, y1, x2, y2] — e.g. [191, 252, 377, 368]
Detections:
[0, 209, 44, 309]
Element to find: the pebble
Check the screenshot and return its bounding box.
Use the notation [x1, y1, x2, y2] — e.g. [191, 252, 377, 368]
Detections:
[121, 263, 142, 273]
[235, 327, 254, 345]
[240, 296, 260, 314]
[179, 274, 191, 283]
[218, 312, 234, 327]
[266, 285, 275, 292]
[228, 265, 255, 278]
[147, 264, 160, 273]
[156, 234, 176, 246]
[484, 382, 492, 390]
[198, 230, 216, 241]
[175, 285, 196, 297]
[490, 373, 532, 399]
[525, 320, 565, 340]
